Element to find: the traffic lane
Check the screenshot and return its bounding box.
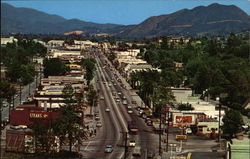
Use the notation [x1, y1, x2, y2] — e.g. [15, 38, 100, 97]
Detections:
[96, 61, 125, 159]
[100, 55, 156, 153]
[97, 57, 128, 131]
[83, 67, 120, 159]
[100, 64, 132, 123]
[93, 69, 119, 158]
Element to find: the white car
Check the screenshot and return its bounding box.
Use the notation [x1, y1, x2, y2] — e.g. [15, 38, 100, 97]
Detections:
[105, 108, 110, 112]
[116, 99, 120, 102]
[96, 121, 102, 127]
[128, 110, 133, 114]
[127, 105, 132, 109]
[129, 140, 136, 147]
[185, 128, 192, 134]
[100, 96, 105, 100]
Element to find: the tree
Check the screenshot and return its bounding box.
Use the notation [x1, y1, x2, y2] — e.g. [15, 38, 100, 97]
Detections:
[222, 110, 244, 138]
[86, 86, 98, 115]
[0, 80, 16, 103]
[43, 58, 69, 77]
[55, 84, 85, 153]
[81, 59, 96, 85]
[152, 84, 175, 116]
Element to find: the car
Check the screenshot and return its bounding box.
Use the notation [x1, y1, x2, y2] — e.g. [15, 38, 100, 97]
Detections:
[185, 128, 192, 134]
[128, 110, 133, 114]
[127, 105, 132, 109]
[100, 96, 105, 100]
[146, 121, 153, 126]
[123, 96, 126, 99]
[117, 92, 122, 95]
[108, 83, 112, 87]
[116, 99, 120, 102]
[105, 108, 110, 112]
[104, 145, 113, 153]
[95, 116, 100, 120]
[113, 83, 117, 86]
[129, 140, 136, 147]
[96, 121, 102, 127]
[10, 125, 21, 130]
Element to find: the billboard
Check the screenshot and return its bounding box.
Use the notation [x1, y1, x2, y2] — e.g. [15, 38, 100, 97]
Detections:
[175, 116, 193, 124]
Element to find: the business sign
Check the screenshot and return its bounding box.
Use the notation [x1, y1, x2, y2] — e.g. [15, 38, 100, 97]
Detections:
[29, 112, 49, 119]
[175, 116, 193, 124]
[130, 89, 139, 93]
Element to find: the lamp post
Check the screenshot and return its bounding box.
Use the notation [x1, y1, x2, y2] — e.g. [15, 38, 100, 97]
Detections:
[216, 97, 221, 143]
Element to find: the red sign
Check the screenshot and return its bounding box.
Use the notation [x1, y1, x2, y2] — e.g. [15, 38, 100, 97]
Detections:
[175, 116, 193, 124]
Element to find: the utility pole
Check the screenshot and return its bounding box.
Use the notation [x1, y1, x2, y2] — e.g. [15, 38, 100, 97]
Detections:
[216, 97, 221, 143]
[159, 110, 162, 155]
[121, 131, 128, 159]
[218, 103, 221, 143]
[166, 107, 170, 152]
[124, 132, 128, 159]
[19, 83, 22, 105]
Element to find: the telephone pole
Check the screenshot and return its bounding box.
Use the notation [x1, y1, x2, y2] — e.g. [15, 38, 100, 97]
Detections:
[121, 131, 128, 159]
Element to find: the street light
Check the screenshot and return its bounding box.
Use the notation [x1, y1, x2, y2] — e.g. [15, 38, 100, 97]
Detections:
[216, 97, 221, 143]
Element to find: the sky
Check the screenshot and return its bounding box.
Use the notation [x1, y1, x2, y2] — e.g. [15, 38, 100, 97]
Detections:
[2, 0, 250, 25]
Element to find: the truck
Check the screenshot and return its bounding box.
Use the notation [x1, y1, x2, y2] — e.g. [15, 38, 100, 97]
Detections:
[132, 146, 141, 156]
[128, 121, 138, 134]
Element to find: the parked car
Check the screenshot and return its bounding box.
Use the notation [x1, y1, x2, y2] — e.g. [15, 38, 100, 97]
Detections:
[185, 128, 192, 134]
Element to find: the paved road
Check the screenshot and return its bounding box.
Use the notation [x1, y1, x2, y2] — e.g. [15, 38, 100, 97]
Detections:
[96, 52, 158, 158]
[80, 53, 127, 159]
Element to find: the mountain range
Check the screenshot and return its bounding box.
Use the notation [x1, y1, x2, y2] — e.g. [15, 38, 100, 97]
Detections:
[1, 3, 250, 38]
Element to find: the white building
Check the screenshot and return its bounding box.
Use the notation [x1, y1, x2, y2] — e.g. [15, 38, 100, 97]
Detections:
[49, 50, 81, 58]
[1, 36, 18, 45]
[47, 40, 64, 47]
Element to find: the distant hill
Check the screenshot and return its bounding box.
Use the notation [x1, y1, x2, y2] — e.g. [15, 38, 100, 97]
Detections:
[1, 3, 250, 37]
[118, 3, 250, 37]
[1, 3, 125, 34]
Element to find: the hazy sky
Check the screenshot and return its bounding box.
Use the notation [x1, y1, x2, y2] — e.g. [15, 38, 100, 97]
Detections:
[2, 0, 250, 25]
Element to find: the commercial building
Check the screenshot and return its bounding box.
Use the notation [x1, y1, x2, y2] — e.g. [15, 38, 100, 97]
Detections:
[227, 135, 250, 159]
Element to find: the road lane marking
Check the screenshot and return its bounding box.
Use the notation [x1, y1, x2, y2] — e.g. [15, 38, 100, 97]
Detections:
[84, 141, 92, 151]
